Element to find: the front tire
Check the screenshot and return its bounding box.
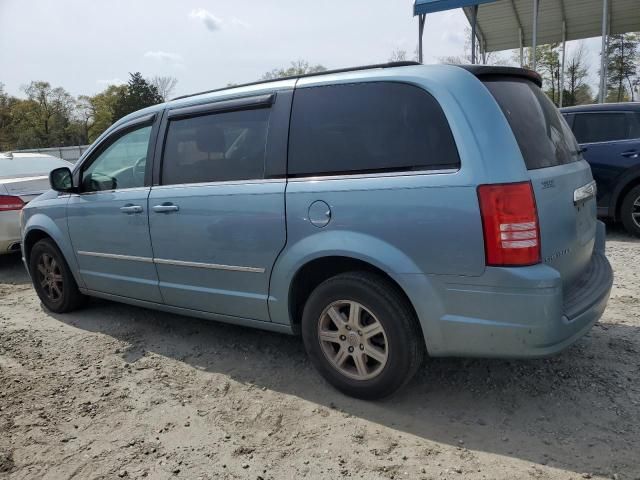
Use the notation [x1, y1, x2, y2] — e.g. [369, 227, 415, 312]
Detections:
[301, 271, 425, 400]
[620, 185, 640, 238]
[29, 238, 85, 313]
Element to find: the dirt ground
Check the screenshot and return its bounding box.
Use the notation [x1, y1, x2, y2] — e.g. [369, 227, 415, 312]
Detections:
[0, 225, 639, 480]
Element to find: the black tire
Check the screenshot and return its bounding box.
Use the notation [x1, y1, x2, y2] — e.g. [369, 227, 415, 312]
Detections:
[620, 185, 640, 238]
[301, 271, 425, 400]
[29, 238, 85, 313]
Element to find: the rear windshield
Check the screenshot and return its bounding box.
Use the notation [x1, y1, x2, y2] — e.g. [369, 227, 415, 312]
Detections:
[483, 78, 580, 170]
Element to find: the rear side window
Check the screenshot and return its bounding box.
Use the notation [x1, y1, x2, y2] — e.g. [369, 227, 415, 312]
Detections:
[572, 112, 640, 143]
[288, 82, 460, 177]
[161, 108, 269, 185]
[483, 78, 580, 170]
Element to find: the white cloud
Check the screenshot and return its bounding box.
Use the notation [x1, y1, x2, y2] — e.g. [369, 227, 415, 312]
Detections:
[144, 50, 183, 63]
[97, 78, 125, 86]
[189, 8, 223, 32]
[230, 17, 251, 29]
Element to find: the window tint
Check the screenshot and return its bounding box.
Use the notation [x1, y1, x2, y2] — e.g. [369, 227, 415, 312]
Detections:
[572, 112, 639, 144]
[483, 78, 580, 170]
[161, 108, 269, 185]
[82, 125, 152, 192]
[288, 82, 460, 177]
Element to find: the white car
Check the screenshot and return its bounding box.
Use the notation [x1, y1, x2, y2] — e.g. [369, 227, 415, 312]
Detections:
[1, 152, 73, 254]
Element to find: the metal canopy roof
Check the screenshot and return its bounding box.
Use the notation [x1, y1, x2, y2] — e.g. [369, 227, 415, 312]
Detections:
[461, 0, 640, 52]
[413, 0, 495, 15]
[414, 0, 640, 53]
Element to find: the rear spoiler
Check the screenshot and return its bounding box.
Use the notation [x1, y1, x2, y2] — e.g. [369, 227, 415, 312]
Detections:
[456, 65, 543, 88]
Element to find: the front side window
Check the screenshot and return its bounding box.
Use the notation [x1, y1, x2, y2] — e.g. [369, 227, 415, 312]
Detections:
[161, 108, 269, 185]
[82, 125, 152, 192]
[572, 112, 633, 144]
[288, 82, 460, 177]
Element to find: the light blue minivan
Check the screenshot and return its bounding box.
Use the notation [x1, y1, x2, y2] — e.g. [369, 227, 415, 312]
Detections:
[21, 62, 613, 399]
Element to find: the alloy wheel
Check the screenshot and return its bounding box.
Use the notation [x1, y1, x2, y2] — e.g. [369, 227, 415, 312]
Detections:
[36, 253, 63, 302]
[317, 300, 389, 381]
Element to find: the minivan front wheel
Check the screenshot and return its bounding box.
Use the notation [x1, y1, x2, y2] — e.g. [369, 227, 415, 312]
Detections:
[621, 185, 640, 238]
[29, 238, 85, 313]
[301, 272, 424, 399]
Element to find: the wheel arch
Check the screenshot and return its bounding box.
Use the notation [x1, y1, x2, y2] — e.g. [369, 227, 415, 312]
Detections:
[22, 215, 84, 288]
[611, 168, 640, 221]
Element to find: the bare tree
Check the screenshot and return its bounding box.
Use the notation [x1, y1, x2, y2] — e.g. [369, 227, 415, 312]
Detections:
[563, 43, 592, 106]
[261, 60, 327, 81]
[150, 76, 178, 102]
[388, 49, 408, 62]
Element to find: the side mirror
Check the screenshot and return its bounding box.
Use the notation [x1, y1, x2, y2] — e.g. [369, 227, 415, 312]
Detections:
[49, 167, 75, 193]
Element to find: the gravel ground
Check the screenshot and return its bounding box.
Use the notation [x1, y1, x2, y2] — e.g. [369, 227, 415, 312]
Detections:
[0, 225, 639, 480]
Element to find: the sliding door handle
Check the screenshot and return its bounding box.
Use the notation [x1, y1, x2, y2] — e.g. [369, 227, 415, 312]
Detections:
[153, 203, 179, 213]
[120, 204, 143, 214]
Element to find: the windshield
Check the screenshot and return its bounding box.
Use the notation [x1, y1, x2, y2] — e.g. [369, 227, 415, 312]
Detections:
[483, 78, 581, 170]
[0, 156, 71, 178]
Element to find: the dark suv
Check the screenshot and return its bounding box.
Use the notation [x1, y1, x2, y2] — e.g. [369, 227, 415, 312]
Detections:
[561, 103, 640, 236]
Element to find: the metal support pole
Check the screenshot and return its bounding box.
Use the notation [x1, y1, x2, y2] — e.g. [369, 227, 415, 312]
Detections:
[418, 14, 426, 64]
[532, 0, 539, 71]
[471, 5, 478, 64]
[519, 27, 524, 67]
[559, 21, 566, 107]
[599, 0, 608, 103]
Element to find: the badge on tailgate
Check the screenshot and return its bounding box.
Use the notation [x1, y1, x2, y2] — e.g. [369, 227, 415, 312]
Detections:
[573, 181, 596, 205]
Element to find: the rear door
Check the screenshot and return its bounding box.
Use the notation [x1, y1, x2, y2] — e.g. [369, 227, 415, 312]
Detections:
[570, 111, 640, 209]
[483, 78, 596, 286]
[148, 92, 291, 321]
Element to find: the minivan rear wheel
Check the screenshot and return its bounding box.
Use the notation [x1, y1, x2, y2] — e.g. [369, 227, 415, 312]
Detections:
[301, 271, 424, 399]
[620, 185, 640, 238]
[29, 238, 85, 313]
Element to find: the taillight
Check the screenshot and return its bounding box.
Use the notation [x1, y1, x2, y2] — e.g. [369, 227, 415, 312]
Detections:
[0, 195, 25, 212]
[477, 181, 541, 267]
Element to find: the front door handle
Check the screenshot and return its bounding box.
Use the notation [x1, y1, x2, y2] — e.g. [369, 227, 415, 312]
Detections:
[120, 204, 143, 214]
[621, 150, 638, 158]
[153, 203, 179, 213]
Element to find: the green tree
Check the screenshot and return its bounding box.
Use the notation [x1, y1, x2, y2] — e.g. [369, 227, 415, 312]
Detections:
[537, 44, 561, 105]
[606, 33, 639, 102]
[0, 83, 19, 150]
[88, 84, 127, 142]
[112, 72, 163, 121]
[20, 81, 75, 147]
[261, 60, 327, 80]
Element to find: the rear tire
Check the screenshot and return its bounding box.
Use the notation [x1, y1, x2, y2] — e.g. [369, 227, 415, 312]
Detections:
[620, 185, 640, 238]
[29, 238, 85, 313]
[301, 271, 425, 400]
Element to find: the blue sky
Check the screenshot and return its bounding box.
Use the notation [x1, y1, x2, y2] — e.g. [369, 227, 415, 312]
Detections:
[0, 0, 602, 98]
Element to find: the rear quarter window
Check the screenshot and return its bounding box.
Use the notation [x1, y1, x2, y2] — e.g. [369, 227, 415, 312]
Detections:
[483, 78, 580, 170]
[288, 82, 460, 177]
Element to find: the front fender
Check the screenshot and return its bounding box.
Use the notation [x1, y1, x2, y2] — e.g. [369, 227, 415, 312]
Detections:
[22, 206, 84, 288]
[268, 230, 445, 353]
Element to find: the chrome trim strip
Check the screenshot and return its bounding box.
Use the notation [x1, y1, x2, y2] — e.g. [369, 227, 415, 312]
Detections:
[153, 257, 265, 273]
[287, 168, 459, 182]
[77, 251, 154, 263]
[574, 180, 597, 204]
[151, 178, 284, 190]
[77, 251, 264, 273]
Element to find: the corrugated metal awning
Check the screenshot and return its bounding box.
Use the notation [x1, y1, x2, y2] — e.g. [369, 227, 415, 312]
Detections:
[462, 0, 640, 52]
[415, 0, 640, 53]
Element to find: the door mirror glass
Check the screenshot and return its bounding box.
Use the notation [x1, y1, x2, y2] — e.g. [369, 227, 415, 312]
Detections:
[49, 167, 74, 192]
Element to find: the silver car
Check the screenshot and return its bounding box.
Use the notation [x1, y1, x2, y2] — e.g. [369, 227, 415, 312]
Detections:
[1, 152, 72, 254]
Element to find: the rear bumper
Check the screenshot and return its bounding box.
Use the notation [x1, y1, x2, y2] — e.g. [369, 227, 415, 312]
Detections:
[0, 211, 21, 254]
[409, 221, 613, 358]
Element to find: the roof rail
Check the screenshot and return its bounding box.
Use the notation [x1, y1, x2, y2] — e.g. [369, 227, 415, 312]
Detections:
[172, 61, 421, 101]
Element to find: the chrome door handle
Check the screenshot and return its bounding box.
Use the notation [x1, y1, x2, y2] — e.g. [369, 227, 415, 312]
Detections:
[120, 204, 143, 214]
[152, 203, 179, 213]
